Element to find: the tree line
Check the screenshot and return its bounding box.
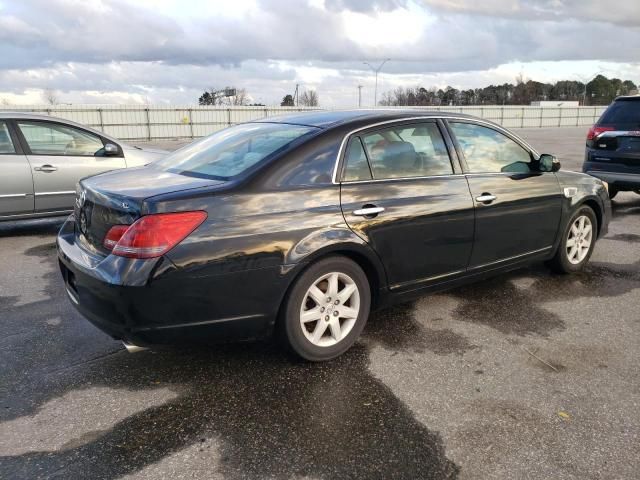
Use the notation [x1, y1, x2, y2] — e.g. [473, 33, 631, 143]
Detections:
[379, 75, 637, 107]
[198, 87, 320, 106]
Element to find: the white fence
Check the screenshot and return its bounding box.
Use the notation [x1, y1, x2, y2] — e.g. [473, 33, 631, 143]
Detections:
[1, 105, 606, 142]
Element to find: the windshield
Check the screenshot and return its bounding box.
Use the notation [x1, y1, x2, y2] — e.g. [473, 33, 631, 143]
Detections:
[154, 122, 318, 180]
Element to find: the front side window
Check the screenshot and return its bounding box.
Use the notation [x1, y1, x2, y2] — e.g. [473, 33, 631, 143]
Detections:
[359, 123, 453, 179]
[0, 122, 15, 154]
[154, 122, 318, 180]
[449, 122, 532, 173]
[18, 121, 104, 156]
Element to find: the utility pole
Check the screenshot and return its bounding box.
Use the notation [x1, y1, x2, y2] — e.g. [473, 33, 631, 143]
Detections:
[294, 84, 299, 107]
[364, 59, 390, 107]
[576, 71, 604, 106]
[357, 85, 362, 108]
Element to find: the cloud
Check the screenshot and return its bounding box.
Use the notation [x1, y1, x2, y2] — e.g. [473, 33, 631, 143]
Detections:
[420, 0, 640, 27]
[0, 0, 638, 106]
[1, 0, 638, 70]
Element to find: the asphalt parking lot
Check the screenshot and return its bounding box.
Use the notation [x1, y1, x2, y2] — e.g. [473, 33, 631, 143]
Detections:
[1, 127, 639, 479]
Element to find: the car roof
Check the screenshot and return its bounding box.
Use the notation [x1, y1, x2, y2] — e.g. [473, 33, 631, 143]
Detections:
[254, 109, 482, 129]
[0, 111, 120, 142]
[614, 95, 640, 102]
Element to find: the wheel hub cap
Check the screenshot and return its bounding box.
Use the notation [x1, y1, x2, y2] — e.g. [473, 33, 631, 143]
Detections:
[566, 215, 593, 265]
[299, 271, 360, 347]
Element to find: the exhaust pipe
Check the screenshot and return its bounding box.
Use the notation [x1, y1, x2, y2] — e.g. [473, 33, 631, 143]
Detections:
[123, 342, 148, 353]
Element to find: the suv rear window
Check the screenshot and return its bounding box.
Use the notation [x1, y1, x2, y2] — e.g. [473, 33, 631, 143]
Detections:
[154, 122, 318, 180]
[599, 99, 640, 127]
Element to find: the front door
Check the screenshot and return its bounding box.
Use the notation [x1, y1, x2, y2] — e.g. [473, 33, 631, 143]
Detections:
[446, 120, 563, 268]
[0, 120, 33, 217]
[16, 120, 126, 212]
[340, 120, 475, 291]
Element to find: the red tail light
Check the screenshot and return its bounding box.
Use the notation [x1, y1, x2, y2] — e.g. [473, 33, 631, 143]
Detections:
[587, 125, 614, 140]
[103, 211, 207, 259]
[103, 225, 129, 250]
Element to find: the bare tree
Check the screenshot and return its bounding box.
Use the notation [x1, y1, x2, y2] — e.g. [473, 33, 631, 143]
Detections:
[43, 87, 59, 105]
[229, 88, 249, 106]
[299, 90, 319, 107]
[199, 87, 250, 106]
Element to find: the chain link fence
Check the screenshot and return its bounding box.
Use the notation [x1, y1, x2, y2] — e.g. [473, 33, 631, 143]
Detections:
[1, 104, 606, 141]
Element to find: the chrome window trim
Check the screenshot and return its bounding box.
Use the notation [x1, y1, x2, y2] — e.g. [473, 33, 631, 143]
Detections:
[340, 174, 466, 185]
[331, 115, 540, 184]
[464, 172, 545, 177]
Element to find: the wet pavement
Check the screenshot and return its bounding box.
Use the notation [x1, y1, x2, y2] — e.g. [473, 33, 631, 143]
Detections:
[1, 129, 639, 479]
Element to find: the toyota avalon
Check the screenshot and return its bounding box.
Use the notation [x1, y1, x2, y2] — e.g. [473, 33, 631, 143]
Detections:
[57, 110, 611, 361]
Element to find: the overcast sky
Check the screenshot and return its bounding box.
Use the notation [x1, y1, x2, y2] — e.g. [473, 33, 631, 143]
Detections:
[0, 0, 638, 106]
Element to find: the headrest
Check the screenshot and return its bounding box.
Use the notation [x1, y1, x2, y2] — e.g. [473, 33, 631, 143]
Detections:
[381, 141, 416, 170]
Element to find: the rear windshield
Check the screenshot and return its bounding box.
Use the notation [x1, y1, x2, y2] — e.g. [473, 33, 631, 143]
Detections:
[154, 122, 318, 180]
[599, 100, 640, 127]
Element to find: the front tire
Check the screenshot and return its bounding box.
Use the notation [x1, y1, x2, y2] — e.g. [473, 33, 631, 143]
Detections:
[279, 256, 371, 361]
[548, 206, 597, 274]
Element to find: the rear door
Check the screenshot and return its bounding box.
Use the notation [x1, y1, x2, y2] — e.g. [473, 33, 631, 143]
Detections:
[15, 120, 127, 212]
[0, 120, 34, 217]
[340, 120, 475, 292]
[446, 120, 562, 268]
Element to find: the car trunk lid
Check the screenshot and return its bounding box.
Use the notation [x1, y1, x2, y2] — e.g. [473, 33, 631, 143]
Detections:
[75, 166, 224, 255]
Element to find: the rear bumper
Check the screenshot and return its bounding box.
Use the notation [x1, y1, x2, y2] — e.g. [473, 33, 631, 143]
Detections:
[57, 216, 288, 346]
[582, 169, 640, 190]
[583, 148, 640, 190]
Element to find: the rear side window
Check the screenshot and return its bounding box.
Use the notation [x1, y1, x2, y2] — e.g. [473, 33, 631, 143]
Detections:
[599, 100, 640, 127]
[18, 121, 104, 156]
[361, 123, 453, 179]
[155, 122, 317, 180]
[0, 122, 15, 154]
[343, 138, 372, 181]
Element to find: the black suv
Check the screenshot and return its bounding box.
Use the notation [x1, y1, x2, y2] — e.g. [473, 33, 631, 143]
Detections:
[583, 95, 640, 199]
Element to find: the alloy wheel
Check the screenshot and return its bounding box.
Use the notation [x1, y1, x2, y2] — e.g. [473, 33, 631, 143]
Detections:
[566, 215, 593, 265]
[299, 271, 360, 347]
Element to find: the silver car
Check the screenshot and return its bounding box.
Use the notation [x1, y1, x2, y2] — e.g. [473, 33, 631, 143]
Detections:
[0, 113, 168, 221]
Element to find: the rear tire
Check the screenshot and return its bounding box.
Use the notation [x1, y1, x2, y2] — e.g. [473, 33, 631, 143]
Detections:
[547, 206, 597, 274]
[279, 256, 370, 362]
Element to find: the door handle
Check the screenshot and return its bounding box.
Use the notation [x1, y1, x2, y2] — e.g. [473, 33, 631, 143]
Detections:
[475, 194, 496, 204]
[353, 206, 385, 217]
[34, 164, 58, 172]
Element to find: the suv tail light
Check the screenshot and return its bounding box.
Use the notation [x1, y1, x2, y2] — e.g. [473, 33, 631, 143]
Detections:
[103, 211, 207, 259]
[587, 125, 614, 140]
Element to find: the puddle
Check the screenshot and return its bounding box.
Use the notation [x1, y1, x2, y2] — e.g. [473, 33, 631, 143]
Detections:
[2, 344, 460, 480]
[2, 237, 460, 480]
[366, 303, 476, 355]
[606, 233, 640, 243]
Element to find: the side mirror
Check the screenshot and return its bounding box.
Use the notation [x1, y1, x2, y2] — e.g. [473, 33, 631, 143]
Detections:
[539, 153, 560, 172]
[103, 143, 119, 156]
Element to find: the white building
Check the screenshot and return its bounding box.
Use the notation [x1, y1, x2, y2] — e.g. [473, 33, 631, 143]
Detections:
[530, 101, 580, 107]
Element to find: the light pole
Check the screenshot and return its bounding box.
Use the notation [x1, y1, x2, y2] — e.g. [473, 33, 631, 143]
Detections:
[576, 71, 604, 106]
[364, 59, 390, 107]
[357, 85, 363, 108]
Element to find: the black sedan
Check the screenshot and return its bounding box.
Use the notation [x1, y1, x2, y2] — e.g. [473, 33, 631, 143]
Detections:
[57, 110, 611, 361]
